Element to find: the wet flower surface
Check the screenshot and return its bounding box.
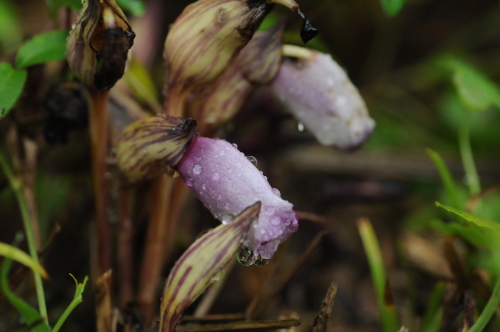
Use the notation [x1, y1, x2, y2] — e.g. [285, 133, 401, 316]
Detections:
[177, 135, 298, 259]
[271, 50, 375, 150]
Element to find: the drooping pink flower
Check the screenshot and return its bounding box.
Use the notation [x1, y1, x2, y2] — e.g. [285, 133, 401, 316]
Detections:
[270, 50, 375, 150]
[177, 135, 298, 260]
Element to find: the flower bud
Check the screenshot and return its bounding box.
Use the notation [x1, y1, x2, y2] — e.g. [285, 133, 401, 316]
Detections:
[66, 0, 135, 90]
[189, 21, 286, 133]
[116, 115, 197, 182]
[159, 202, 259, 332]
[270, 48, 375, 150]
[177, 135, 298, 260]
[163, 0, 317, 115]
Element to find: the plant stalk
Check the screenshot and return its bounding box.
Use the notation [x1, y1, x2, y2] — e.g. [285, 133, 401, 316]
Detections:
[0, 151, 47, 320]
[459, 112, 480, 195]
[88, 89, 112, 274]
[468, 278, 500, 332]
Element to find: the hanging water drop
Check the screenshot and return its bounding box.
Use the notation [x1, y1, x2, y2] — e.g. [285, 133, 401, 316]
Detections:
[298, 122, 305, 132]
[253, 255, 270, 267]
[232, 143, 238, 148]
[236, 244, 256, 266]
[186, 178, 193, 187]
[272, 188, 281, 197]
[221, 214, 234, 225]
[247, 156, 258, 166]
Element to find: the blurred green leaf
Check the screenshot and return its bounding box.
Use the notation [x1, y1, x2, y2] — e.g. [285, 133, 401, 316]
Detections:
[16, 30, 68, 69]
[52, 275, 88, 332]
[0, 242, 49, 278]
[427, 149, 462, 209]
[358, 219, 400, 332]
[421, 282, 445, 332]
[380, 0, 406, 16]
[0, 256, 51, 332]
[116, 0, 145, 16]
[435, 202, 500, 232]
[0, 0, 22, 52]
[0, 62, 27, 118]
[124, 58, 161, 113]
[440, 57, 500, 111]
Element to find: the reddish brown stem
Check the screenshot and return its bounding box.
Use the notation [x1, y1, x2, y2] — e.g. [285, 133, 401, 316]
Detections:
[89, 89, 112, 274]
[118, 183, 135, 306]
[139, 175, 175, 322]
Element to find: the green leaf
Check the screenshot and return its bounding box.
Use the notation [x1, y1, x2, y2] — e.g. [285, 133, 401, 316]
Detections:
[0, 0, 22, 52]
[440, 57, 500, 111]
[116, 0, 145, 16]
[0, 242, 49, 279]
[435, 202, 500, 232]
[16, 30, 69, 69]
[1, 257, 51, 332]
[124, 58, 161, 113]
[0, 62, 27, 117]
[426, 149, 462, 209]
[380, 0, 406, 16]
[52, 274, 88, 332]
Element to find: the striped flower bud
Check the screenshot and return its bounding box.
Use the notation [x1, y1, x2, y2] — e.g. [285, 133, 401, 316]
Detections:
[270, 48, 375, 150]
[66, 0, 135, 90]
[189, 21, 285, 134]
[177, 135, 298, 261]
[116, 115, 197, 183]
[163, 0, 317, 114]
[159, 202, 259, 332]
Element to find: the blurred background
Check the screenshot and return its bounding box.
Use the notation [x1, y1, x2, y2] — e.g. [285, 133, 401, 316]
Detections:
[1, 0, 500, 331]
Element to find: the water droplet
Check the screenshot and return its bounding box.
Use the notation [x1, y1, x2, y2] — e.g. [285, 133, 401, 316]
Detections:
[264, 207, 275, 216]
[202, 183, 207, 191]
[193, 164, 202, 175]
[298, 122, 305, 132]
[186, 178, 193, 187]
[224, 203, 230, 210]
[219, 150, 225, 156]
[222, 214, 234, 225]
[272, 188, 281, 197]
[211, 269, 225, 282]
[217, 194, 222, 200]
[271, 217, 280, 226]
[236, 245, 256, 266]
[232, 143, 238, 148]
[212, 172, 220, 181]
[253, 255, 270, 267]
[247, 156, 258, 166]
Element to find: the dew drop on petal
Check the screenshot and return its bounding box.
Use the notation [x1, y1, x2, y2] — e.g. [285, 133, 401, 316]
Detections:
[217, 194, 222, 200]
[272, 188, 281, 197]
[202, 183, 207, 191]
[222, 214, 234, 225]
[212, 172, 220, 181]
[232, 143, 238, 148]
[219, 149, 225, 156]
[224, 202, 230, 210]
[264, 207, 275, 216]
[247, 156, 258, 166]
[186, 178, 193, 187]
[236, 244, 256, 266]
[193, 164, 202, 175]
[271, 217, 280, 226]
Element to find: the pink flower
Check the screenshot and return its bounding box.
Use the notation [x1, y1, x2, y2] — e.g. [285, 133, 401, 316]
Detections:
[270, 50, 375, 150]
[177, 135, 298, 260]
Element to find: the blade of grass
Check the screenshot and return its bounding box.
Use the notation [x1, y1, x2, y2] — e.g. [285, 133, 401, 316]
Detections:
[468, 278, 500, 332]
[458, 112, 480, 195]
[358, 218, 400, 332]
[421, 282, 445, 332]
[435, 202, 500, 232]
[0, 242, 48, 278]
[426, 149, 461, 209]
[52, 275, 88, 332]
[0, 150, 47, 320]
[1, 245, 51, 332]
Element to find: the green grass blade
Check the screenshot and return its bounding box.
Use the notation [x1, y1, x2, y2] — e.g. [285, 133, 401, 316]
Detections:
[52, 275, 88, 332]
[0, 242, 48, 279]
[421, 282, 445, 332]
[426, 149, 462, 209]
[358, 218, 400, 332]
[469, 278, 500, 332]
[435, 202, 500, 232]
[1, 256, 51, 332]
